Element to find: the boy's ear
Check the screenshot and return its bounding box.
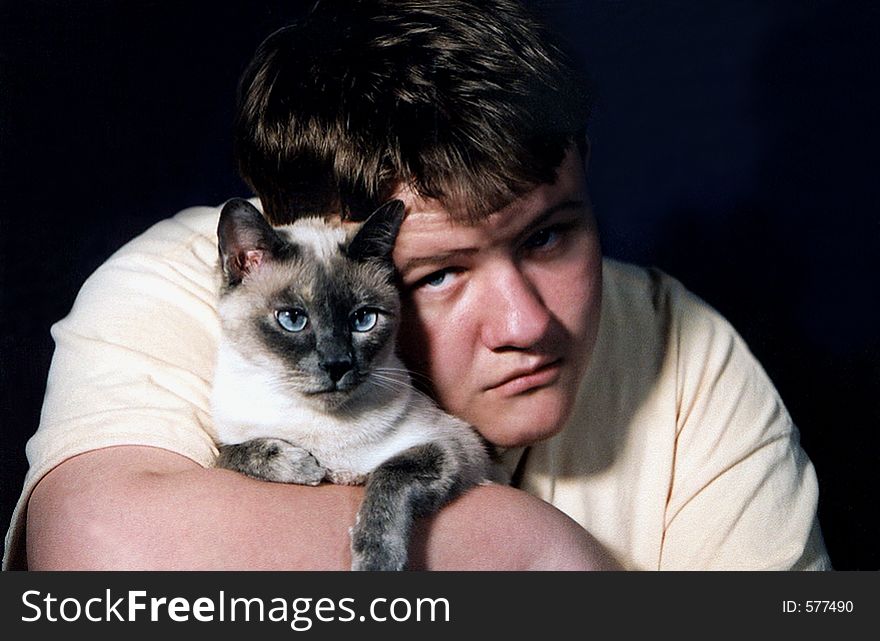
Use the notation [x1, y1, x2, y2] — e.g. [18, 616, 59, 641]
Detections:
[217, 198, 284, 286]
[346, 200, 406, 263]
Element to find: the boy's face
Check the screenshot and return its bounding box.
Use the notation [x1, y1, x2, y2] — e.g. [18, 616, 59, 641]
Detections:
[391, 148, 602, 447]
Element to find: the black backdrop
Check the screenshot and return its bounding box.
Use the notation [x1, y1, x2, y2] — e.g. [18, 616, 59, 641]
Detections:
[1, 1, 877, 569]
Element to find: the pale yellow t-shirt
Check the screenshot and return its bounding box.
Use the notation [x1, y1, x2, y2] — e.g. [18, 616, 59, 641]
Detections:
[2, 202, 830, 570]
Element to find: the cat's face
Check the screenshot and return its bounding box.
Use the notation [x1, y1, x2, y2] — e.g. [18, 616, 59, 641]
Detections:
[217, 199, 405, 410]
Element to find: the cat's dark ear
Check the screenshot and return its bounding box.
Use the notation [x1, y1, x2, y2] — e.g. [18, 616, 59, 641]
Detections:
[347, 200, 406, 263]
[217, 198, 284, 286]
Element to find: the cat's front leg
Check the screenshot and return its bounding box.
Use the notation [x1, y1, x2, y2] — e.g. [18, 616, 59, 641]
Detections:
[350, 440, 487, 571]
[217, 438, 326, 486]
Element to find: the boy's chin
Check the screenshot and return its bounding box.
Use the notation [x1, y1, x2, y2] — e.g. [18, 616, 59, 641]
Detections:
[466, 390, 575, 448]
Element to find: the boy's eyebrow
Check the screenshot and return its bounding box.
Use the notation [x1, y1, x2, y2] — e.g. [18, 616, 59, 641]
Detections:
[520, 199, 585, 232]
[398, 248, 479, 276]
[508, 198, 586, 244]
[398, 199, 586, 276]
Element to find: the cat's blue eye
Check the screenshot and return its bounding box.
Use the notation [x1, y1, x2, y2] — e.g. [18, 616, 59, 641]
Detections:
[276, 309, 308, 332]
[351, 308, 378, 332]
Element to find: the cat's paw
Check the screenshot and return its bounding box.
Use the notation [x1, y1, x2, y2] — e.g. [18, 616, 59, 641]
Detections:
[217, 438, 326, 485]
[349, 521, 408, 571]
[261, 440, 327, 485]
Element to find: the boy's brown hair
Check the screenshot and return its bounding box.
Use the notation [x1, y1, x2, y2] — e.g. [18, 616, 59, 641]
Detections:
[234, 0, 591, 224]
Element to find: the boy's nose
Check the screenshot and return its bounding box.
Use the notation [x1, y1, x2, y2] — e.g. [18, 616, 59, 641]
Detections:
[481, 265, 551, 351]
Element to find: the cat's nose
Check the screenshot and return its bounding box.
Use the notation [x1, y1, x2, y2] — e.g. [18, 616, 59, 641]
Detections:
[322, 356, 354, 383]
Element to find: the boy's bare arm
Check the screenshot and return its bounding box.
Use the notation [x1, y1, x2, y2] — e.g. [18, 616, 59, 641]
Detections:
[26, 445, 617, 571]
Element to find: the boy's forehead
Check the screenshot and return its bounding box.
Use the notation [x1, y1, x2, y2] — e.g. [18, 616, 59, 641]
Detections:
[392, 147, 587, 259]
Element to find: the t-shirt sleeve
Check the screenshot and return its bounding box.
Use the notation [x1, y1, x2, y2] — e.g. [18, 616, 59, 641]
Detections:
[3, 206, 223, 570]
[659, 286, 830, 570]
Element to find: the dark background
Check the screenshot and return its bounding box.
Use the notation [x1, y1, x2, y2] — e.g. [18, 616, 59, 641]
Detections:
[1, 0, 877, 569]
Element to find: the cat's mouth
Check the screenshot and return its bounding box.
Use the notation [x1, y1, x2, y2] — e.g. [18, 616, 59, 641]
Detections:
[303, 380, 367, 411]
[304, 373, 362, 397]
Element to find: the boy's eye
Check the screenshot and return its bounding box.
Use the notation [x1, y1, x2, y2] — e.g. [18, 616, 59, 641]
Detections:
[417, 267, 465, 290]
[351, 308, 378, 332]
[524, 227, 560, 250]
[276, 309, 308, 332]
[424, 271, 450, 288]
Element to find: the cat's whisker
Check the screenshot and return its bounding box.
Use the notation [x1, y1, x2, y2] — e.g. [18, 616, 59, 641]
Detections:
[368, 374, 413, 394]
[374, 366, 436, 388]
[371, 372, 411, 385]
[368, 381, 399, 395]
[373, 368, 422, 384]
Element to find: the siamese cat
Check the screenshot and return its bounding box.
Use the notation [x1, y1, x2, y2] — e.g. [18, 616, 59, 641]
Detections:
[210, 198, 491, 571]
